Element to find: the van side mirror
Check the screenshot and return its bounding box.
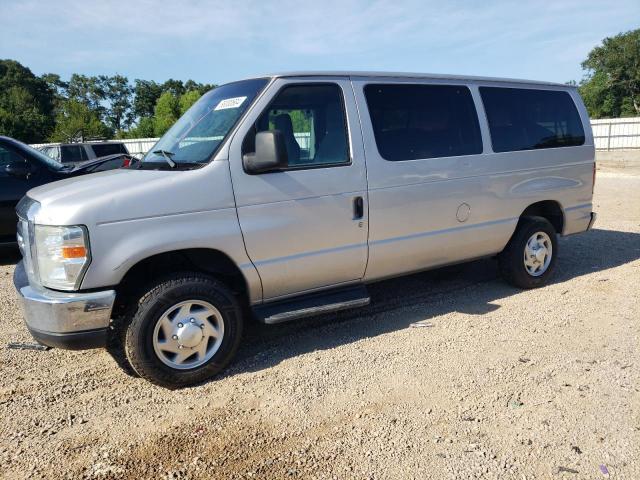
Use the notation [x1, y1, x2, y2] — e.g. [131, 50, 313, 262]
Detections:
[5, 161, 34, 179]
[243, 131, 288, 174]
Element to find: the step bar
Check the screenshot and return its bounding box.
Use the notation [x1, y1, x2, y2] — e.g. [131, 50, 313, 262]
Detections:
[253, 285, 370, 325]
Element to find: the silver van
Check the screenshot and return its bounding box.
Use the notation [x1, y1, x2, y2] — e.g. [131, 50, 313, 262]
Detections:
[14, 72, 596, 388]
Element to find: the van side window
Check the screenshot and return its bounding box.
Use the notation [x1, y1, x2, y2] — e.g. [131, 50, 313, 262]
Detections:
[243, 84, 350, 168]
[91, 143, 127, 157]
[60, 145, 88, 163]
[364, 84, 482, 161]
[480, 87, 585, 152]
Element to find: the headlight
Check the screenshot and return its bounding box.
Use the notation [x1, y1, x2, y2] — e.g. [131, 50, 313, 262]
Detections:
[34, 225, 91, 291]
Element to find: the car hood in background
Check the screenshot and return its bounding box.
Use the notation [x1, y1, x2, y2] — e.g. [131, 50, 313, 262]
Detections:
[59, 154, 130, 173]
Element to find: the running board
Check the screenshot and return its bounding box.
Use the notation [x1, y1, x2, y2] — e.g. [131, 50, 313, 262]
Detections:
[253, 285, 370, 325]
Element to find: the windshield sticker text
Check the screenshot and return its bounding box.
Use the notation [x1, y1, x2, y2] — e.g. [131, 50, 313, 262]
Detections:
[214, 96, 247, 111]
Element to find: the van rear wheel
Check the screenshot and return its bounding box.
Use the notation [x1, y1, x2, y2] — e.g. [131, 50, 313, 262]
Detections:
[498, 216, 558, 289]
[122, 273, 243, 389]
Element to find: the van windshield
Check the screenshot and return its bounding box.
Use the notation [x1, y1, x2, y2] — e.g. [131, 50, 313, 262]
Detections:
[143, 78, 268, 166]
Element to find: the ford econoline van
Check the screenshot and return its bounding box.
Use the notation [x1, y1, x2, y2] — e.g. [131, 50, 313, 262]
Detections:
[14, 72, 596, 388]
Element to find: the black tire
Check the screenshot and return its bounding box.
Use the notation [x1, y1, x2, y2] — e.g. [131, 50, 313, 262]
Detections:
[498, 216, 558, 289]
[106, 325, 139, 378]
[122, 273, 243, 389]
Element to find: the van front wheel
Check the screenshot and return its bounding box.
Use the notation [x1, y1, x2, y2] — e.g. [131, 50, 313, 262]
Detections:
[498, 216, 558, 289]
[122, 273, 243, 389]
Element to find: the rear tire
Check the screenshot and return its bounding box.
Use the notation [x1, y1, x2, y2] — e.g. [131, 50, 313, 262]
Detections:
[498, 216, 558, 289]
[122, 273, 243, 389]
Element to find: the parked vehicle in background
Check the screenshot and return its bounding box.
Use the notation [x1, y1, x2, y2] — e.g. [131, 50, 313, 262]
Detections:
[13, 72, 596, 388]
[0, 136, 131, 244]
[40, 141, 130, 166]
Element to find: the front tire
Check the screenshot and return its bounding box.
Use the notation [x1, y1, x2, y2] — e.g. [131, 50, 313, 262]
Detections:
[498, 216, 558, 289]
[122, 273, 243, 389]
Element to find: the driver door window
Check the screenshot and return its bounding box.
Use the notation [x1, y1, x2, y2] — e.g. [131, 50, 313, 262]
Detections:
[243, 84, 350, 169]
[0, 146, 26, 177]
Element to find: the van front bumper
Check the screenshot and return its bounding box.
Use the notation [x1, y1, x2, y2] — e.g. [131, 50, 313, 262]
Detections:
[13, 261, 115, 350]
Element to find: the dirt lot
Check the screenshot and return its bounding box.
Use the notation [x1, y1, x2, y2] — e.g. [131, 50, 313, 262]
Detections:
[1, 169, 638, 480]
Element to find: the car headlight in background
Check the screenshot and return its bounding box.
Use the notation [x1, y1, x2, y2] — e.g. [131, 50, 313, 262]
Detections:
[34, 225, 90, 291]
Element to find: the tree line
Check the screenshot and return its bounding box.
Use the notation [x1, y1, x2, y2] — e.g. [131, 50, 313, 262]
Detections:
[0, 60, 215, 144]
[0, 28, 638, 145]
[577, 29, 639, 119]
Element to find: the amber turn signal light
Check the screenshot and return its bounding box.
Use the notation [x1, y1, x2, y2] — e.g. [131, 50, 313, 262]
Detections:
[61, 246, 87, 259]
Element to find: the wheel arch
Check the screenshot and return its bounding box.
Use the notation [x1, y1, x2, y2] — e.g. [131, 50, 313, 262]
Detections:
[519, 200, 565, 234]
[112, 248, 251, 315]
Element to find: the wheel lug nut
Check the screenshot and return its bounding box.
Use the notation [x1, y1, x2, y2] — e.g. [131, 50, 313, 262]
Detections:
[172, 335, 178, 340]
[177, 323, 183, 328]
[190, 318, 196, 323]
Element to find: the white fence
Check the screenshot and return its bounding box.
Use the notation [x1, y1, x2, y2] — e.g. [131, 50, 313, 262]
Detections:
[30, 119, 640, 156]
[118, 138, 159, 157]
[591, 117, 640, 150]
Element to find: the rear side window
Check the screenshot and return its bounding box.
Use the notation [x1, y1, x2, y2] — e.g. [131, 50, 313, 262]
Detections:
[91, 143, 127, 157]
[480, 87, 585, 152]
[60, 145, 88, 163]
[364, 84, 483, 161]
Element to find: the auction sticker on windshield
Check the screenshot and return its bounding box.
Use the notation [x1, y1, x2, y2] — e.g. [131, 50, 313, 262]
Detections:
[214, 96, 247, 111]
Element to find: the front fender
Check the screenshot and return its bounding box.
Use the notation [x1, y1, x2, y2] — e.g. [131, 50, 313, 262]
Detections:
[80, 207, 262, 304]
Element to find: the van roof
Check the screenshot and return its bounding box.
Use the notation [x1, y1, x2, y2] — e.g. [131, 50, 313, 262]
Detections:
[264, 71, 571, 88]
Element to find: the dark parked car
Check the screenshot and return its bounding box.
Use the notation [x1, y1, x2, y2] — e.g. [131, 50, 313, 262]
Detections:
[0, 136, 132, 244]
[39, 141, 130, 166]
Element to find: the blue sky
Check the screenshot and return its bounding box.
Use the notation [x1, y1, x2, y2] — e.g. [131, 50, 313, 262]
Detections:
[1, 0, 638, 85]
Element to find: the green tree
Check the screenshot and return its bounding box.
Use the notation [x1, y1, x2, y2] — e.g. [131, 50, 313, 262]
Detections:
[579, 29, 640, 118]
[101, 74, 134, 132]
[162, 79, 186, 97]
[133, 79, 163, 118]
[135, 116, 156, 137]
[40, 73, 69, 109]
[178, 90, 201, 115]
[50, 99, 111, 142]
[121, 116, 155, 139]
[289, 110, 312, 132]
[153, 91, 179, 136]
[0, 59, 55, 142]
[184, 79, 216, 95]
[66, 74, 106, 115]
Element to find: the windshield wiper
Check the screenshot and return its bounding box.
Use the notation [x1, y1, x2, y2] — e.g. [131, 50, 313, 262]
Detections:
[152, 149, 176, 168]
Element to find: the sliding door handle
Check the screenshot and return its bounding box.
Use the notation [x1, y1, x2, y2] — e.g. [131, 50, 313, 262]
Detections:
[353, 196, 364, 220]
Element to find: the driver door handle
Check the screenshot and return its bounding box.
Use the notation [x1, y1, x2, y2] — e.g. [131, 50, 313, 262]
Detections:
[353, 196, 364, 220]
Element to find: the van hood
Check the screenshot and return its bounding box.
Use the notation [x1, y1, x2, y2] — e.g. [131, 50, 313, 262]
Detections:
[27, 164, 234, 226]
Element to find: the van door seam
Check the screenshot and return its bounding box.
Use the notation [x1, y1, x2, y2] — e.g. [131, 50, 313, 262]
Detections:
[349, 77, 372, 280]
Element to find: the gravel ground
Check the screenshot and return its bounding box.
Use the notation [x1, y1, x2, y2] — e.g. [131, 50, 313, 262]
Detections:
[0, 169, 638, 480]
